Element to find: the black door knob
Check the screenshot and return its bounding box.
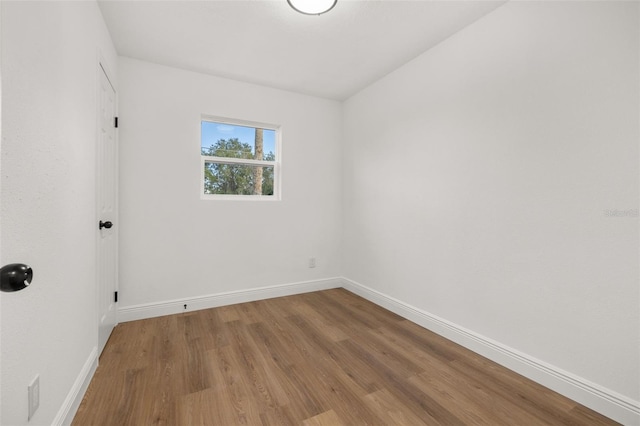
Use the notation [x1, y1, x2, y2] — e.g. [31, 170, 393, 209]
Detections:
[99, 220, 113, 230]
[1, 263, 33, 292]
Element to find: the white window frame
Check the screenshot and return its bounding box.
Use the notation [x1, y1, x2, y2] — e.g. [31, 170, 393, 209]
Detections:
[200, 115, 281, 201]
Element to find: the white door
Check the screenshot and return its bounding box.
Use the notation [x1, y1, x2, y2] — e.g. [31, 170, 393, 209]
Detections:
[97, 64, 118, 355]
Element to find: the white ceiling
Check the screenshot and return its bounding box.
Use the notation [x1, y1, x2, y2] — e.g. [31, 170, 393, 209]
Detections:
[98, 0, 506, 101]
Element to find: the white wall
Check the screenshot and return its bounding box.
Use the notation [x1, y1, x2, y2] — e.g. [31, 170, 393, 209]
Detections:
[343, 0, 638, 414]
[0, 1, 117, 424]
[118, 58, 342, 310]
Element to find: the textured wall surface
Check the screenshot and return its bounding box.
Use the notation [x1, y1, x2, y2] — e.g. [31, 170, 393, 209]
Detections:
[343, 1, 639, 403]
[117, 57, 343, 308]
[0, 2, 117, 424]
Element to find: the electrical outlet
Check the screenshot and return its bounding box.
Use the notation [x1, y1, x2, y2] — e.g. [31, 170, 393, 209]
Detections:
[308, 257, 316, 268]
[28, 375, 40, 421]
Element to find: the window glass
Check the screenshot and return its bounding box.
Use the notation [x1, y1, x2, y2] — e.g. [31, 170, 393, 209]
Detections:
[201, 118, 279, 199]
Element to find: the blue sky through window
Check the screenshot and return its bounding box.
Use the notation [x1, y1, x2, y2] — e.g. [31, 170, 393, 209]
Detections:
[201, 121, 276, 158]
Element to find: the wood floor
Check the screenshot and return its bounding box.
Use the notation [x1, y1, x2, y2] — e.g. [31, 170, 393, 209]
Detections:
[73, 289, 617, 425]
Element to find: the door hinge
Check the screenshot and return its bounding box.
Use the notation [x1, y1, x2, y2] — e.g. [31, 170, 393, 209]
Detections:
[114, 117, 119, 128]
[114, 291, 118, 303]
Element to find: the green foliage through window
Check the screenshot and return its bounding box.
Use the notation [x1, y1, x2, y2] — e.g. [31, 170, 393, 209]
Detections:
[201, 120, 278, 198]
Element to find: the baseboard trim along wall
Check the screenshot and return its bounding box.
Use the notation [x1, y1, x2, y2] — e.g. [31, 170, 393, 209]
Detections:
[341, 277, 640, 426]
[117, 277, 343, 323]
[53, 346, 98, 426]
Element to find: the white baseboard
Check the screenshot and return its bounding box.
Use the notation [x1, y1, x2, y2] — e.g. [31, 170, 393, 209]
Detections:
[118, 277, 343, 323]
[52, 346, 98, 426]
[341, 277, 640, 426]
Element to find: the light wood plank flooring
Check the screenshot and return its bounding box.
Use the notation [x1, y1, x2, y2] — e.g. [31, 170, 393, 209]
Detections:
[73, 289, 618, 425]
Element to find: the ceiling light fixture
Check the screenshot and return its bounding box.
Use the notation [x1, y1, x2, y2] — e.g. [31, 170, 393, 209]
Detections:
[287, 0, 337, 15]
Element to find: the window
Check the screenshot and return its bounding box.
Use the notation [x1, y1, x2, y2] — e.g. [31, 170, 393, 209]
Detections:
[201, 116, 280, 200]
